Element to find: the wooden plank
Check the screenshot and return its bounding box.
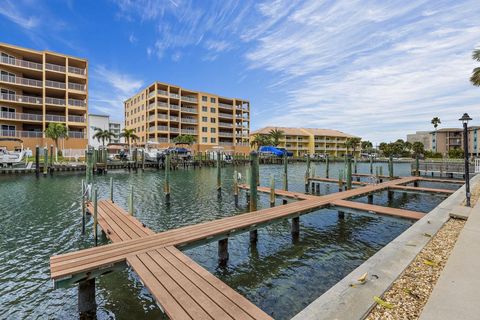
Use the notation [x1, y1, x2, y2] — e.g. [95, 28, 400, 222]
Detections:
[88, 202, 137, 242]
[416, 177, 464, 184]
[308, 176, 369, 186]
[389, 185, 455, 194]
[331, 199, 424, 220]
[238, 184, 316, 200]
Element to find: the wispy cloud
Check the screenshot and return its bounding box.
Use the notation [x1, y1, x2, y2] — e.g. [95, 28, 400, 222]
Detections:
[90, 66, 144, 119]
[0, 0, 39, 30]
[128, 33, 137, 44]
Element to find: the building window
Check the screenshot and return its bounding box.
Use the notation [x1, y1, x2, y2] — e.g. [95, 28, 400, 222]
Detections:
[202, 116, 208, 122]
[210, 128, 216, 133]
[210, 118, 216, 123]
[202, 96, 208, 102]
[202, 127, 208, 132]
[210, 107, 216, 113]
[210, 97, 216, 103]
[202, 106, 208, 112]
[211, 137, 216, 143]
[202, 137, 208, 143]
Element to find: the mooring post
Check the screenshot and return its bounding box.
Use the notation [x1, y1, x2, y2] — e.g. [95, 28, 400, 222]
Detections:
[338, 170, 344, 192]
[245, 167, 250, 204]
[370, 156, 373, 174]
[217, 151, 222, 196]
[415, 155, 420, 176]
[379, 166, 383, 182]
[283, 152, 288, 191]
[218, 238, 229, 266]
[368, 194, 373, 204]
[78, 278, 96, 317]
[134, 148, 138, 173]
[35, 145, 40, 177]
[43, 146, 48, 176]
[164, 153, 171, 205]
[315, 182, 320, 194]
[93, 188, 98, 246]
[233, 170, 239, 205]
[109, 177, 114, 203]
[128, 185, 134, 215]
[103, 148, 108, 174]
[305, 155, 311, 192]
[325, 155, 330, 178]
[346, 156, 352, 190]
[388, 190, 394, 202]
[249, 151, 258, 244]
[256, 153, 260, 186]
[291, 216, 300, 241]
[375, 166, 379, 183]
[141, 149, 145, 171]
[389, 156, 394, 178]
[86, 149, 94, 188]
[49, 145, 54, 175]
[270, 174, 275, 207]
[338, 211, 345, 219]
[354, 156, 357, 174]
[81, 179, 86, 235]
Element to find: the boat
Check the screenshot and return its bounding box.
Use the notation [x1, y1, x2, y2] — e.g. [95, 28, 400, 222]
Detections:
[0, 138, 27, 167]
[144, 141, 168, 162]
[106, 143, 130, 161]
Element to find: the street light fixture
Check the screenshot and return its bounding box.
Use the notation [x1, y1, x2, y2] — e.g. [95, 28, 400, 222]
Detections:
[459, 113, 472, 207]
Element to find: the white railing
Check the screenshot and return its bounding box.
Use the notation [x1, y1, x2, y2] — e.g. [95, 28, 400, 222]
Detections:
[62, 148, 85, 160]
[475, 158, 480, 173]
[0, 93, 42, 104]
[158, 138, 169, 143]
[157, 126, 169, 132]
[68, 66, 86, 75]
[219, 132, 233, 137]
[45, 114, 66, 122]
[45, 63, 66, 73]
[218, 113, 233, 118]
[148, 91, 155, 98]
[170, 116, 179, 121]
[170, 127, 179, 133]
[181, 118, 197, 124]
[68, 115, 85, 122]
[68, 82, 86, 91]
[181, 95, 197, 103]
[219, 142, 233, 146]
[1, 130, 43, 138]
[0, 56, 42, 70]
[157, 89, 168, 96]
[0, 74, 43, 87]
[181, 107, 197, 113]
[45, 80, 66, 89]
[68, 98, 86, 107]
[219, 122, 233, 127]
[218, 103, 233, 109]
[170, 93, 180, 99]
[68, 131, 85, 139]
[181, 129, 197, 134]
[0, 111, 43, 121]
[45, 97, 66, 106]
[170, 104, 179, 110]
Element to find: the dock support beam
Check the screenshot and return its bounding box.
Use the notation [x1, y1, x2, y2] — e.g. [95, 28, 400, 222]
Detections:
[346, 156, 352, 190]
[388, 190, 394, 202]
[389, 156, 394, 179]
[338, 170, 344, 192]
[249, 151, 258, 244]
[164, 153, 171, 205]
[233, 170, 239, 205]
[315, 182, 320, 195]
[218, 239, 229, 266]
[81, 179, 86, 235]
[338, 211, 345, 219]
[414, 181, 419, 187]
[370, 156, 373, 174]
[217, 151, 222, 197]
[93, 188, 98, 246]
[270, 174, 275, 207]
[78, 279, 96, 317]
[283, 153, 288, 191]
[325, 155, 330, 178]
[305, 155, 310, 192]
[49, 145, 54, 175]
[291, 217, 300, 241]
[110, 177, 114, 203]
[368, 194, 373, 204]
[43, 146, 48, 176]
[35, 145, 40, 177]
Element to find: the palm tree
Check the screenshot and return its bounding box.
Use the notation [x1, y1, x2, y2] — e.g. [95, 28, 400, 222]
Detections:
[172, 134, 196, 145]
[361, 140, 373, 150]
[93, 128, 117, 146]
[268, 128, 284, 147]
[412, 141, 425, 156]
[431, 117, 441, 152]
[470, 48, 480, 86]
[44, 123, 68, 155]
[250, 134, 272, 150]
[119, 128, 139, 150]
[345, 137, 361, 156]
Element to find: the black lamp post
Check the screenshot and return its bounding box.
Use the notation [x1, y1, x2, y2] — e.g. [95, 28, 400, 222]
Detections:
[459, 113, 472, 207]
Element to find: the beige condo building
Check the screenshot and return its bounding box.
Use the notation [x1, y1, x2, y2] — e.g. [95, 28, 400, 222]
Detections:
[431, 127, 479, 156]
[251, 127, 361, 157]
[124, 81, 250, 154]
[0, 43, 88, 154]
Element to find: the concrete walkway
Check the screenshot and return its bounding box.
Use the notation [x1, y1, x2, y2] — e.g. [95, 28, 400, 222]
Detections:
[419, 198, 480, 320]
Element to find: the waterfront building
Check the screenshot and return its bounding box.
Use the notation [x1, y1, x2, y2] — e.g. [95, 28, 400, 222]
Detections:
[406, 131, 432, 150]
[88, 114, 124, 147]
[0, 42, 88, 154]
[430, 127, 479, 156]
[109, 121, 123, 143]
[251, 126, 361, 157]
[124, 81, 250, 154]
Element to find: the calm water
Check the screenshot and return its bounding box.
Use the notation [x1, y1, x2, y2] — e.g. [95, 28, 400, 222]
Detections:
[0, 162, 454, 319]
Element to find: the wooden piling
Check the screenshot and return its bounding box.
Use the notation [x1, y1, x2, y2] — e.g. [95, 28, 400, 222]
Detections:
[370, 156, 373, 174]
[249, 151, 258, 244]
[338, 211, 345, 219]
[415, 155, 420, 176]
[270, 174, 275, 207]
[78, 279, 96, 317]
[35, 145, 40, 177]
[216, 151, 222, 196]
[43, 147, 48, 176]
[93, 188, 98, 246]
[110, 177, 114, 203]
[326, 155, 330, 178]
[338, 170, 344, 192]
[49, 145, 54, 175]
[291, 216, 300, 240]
[81, 179, 86, 235]
[283, 153, 288, 191]
[388, 156, 394, 178]
[86, 149, 93, 187]
[141, 149, 145, 171]
[305, 155, 311, 192]
[128, 185, 134, 215]
[354, 156, 357, 174]
[346, 157, 352, 190]
[233, 170, 239, 205]
[218, 238, 229, 266]
[164, 153, 171, 205]
[368, 194, 373, 204]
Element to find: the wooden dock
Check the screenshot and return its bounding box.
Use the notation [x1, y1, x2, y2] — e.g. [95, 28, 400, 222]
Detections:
[50, 175, 461, 319]
[308, 176, 369, 186]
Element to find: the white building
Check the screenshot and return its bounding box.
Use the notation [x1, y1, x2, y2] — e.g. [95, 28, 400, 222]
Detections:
[88, 114, 124, 147]
[406, 131, 432, 150]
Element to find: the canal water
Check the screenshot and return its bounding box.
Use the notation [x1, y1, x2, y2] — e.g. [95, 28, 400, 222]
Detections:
[0, 162, 455, 319]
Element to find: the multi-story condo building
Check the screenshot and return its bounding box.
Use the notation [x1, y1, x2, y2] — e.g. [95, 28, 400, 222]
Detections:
[407, 131, 432, 151]
[251, 127, 361, 157]
[0, 43, 88, 154]
[124, 81, 250, 154]
[430, 127, 479, 156]
[109, 122, 122, 143]
[88, 114, 124, 147]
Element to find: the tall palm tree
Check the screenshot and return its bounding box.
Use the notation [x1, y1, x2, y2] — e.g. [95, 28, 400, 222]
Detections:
[431, 117, 441, 152]
[250, 134, 272, 150]
[268, 128, 285, 147]
[93, 128, 117, 146]
[44, 123, 68, 155]
[361, 140, 373, 150]
[119, 128, 139, 150]
[470, 49, 480, 86]
[345, 137, 361, 156]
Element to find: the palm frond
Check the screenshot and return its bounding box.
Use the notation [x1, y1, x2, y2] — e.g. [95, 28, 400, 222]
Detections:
[470, 67, 480, 86]
[473, 49, 480, 62]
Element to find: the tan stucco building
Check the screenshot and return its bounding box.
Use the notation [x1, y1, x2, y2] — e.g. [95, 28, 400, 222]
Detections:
[431, 127, 479, 156]
[125, 81, 250, 154]
[251, 126, 361, 157]
[0, 43, 88, 154]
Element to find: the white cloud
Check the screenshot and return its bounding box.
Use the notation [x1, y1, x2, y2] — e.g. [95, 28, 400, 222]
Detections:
[128, 33, 137, 44]
[0, 0, 39, 29]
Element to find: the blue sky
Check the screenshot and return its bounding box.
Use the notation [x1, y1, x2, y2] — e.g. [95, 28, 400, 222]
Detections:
[1, 0, 480, 143]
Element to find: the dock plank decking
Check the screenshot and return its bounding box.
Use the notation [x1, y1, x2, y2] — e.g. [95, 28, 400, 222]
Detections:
[50, 175, 459, 319]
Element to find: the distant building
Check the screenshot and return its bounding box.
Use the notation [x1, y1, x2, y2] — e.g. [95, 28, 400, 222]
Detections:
[88, 114, 123, 147]
[251, 126, 361, 157]
[430, 127, 479, 156]
[406, 131, 432, 150]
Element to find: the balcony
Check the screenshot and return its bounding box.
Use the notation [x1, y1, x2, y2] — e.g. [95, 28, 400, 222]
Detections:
[170, 116, 179, 122]
[170, 104, 180, 110]
[181, 107, 197, 114]
[219, 132, 233, 137]
[157, 137, 169, 143]
[148, 92, 155, 99]
[218, 103, 233, 109]
[181, 118, 197, 124]
[45, 80, 66, 90]
[45, 97, 66, 106]
[170, 127, 179, 133]
[68, 115, 85, 123]
[218, 113, 233, 119]
[68, 131, 86, 139]
[45, 114, 66, 122]
[219, 142, 233, 146]
[68, 98, 86, 107]
[219, 122, 233, 128]
[170, 93, 180, 99]
[0, 93, 42, 104]
[181, 129, 197, 135]
[45, 63, 66, 73]
[0, 56, 42, 70]
[181, 95, 197, 103]
[68, 66, 86, 75]
[0, 111, 42, 122]
[68, 82, 86, 91]
[1, 130, 43, 138]
[157, 89, 168, 96]
[0, 74, 42, 87]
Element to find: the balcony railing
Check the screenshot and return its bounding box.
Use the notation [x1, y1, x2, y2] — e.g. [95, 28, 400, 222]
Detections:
[157, 137, 169, 143]
[219, 122, 233, 128]
[68, 82, 86, 91]
[1, 130, 43, 138]
[45, 80, 66, 89]
[68, 131, 85, 139]
[68, 66, 86, 75]
[170, 104, 180, 110]
[68, 98, 86, 107]
[68, 115, 85, 123]
[218, 103, 233, 109]
[0, 74, 43, 87]
[0, 56, 42, 70]
[0, 93, 42, 104]
[218, 113, 233, 119]
[148, 92, 155, 98]
[170, 93, 180, 99]
[0, 111, 43, 121]
[170, 116, 179, 122]
[219, 132, 233, 137]
[181, 107, 197, 113]
[45, 114, 66, 122]
[181, 95, 197, 103]
[181, 129, 197, 135]
[45, 63, 66, 73]
[170, 127, 179, 133]
[219, 142, 233, 146]
[45, 97, 66, 106]
[181, 118, 197, 124]
[157, 126, 169, 132]
[157, 89, 168, 96]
